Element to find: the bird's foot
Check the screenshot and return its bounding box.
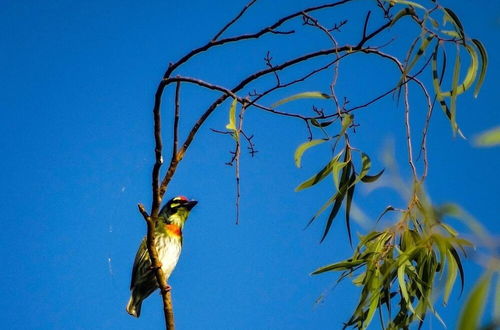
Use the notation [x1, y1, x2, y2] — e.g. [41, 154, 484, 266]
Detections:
[159, 284, 171, 294]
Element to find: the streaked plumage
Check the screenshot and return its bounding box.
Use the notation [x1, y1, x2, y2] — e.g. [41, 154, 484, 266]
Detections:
[126, 196, 197, 317]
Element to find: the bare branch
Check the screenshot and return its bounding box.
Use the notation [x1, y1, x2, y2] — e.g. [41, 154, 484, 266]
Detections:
[164, 1, 352, 78]
[403, 82, 418, 180]
[137, 204, 175, 329]
[212, 0, 259, 41]
[362, 10, 372, 39]
[172, 82, 181, 161]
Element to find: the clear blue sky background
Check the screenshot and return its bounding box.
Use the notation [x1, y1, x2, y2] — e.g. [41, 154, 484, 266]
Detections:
[1, 1, 498, 329]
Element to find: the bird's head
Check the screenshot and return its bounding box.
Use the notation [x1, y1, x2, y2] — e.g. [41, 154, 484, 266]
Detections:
[158, 196, 197, 228]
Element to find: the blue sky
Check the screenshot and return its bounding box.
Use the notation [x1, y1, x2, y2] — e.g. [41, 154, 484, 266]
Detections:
[1, 1, 498, 329]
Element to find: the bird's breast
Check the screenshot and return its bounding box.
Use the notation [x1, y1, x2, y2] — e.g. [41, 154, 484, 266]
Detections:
[156, 235, 182, 279]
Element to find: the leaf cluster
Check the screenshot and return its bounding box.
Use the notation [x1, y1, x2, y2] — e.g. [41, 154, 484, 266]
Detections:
[312, 185, 472, 329]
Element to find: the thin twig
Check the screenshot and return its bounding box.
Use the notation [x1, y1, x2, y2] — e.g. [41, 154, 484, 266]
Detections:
[212, 0, 259, 41]
[403, 82, 418, 180]
[173, 82, 181, 159]
[164, 1, 353, 79]
[362, 11, 372, 39]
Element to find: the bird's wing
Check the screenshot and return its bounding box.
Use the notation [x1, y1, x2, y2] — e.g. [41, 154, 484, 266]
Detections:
[130, 238, 151, 289]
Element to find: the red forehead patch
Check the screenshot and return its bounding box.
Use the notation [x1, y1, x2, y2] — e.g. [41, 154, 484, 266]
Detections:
[175, 196, 188, 201]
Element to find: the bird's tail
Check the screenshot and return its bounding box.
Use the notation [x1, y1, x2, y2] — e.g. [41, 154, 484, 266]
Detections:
[126, 295, 142, 318]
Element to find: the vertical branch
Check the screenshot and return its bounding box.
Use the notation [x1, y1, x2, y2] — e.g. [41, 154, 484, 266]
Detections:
[173, 82, 181, 160]
[403, 81, 418, 180]
[419, 84, 434, 182]
[152, 81, 167, 216]
[234, 104, 248, 224]
[138, 204, 175, 330]
[145, 73, 177, 330]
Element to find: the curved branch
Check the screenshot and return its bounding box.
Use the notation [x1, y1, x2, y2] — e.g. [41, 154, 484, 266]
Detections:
[163, 0, 352, 78]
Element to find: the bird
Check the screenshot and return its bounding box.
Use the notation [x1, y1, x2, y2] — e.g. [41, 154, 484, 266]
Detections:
[126, 196, 197, 317]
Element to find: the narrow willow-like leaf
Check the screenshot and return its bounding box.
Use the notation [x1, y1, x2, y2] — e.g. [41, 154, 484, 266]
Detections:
[294, 139, 328, 168]
[389, 7, 415, 27]
[295, 150, 344, 191]
[353, 152, 372, 185]
[404, 34, 434, 77]
[332, 160, 349, 189]
[375, 205, 395, 223]
[439, 222, 458, 236]
[472, 39, 488, 97]
[432, 46, 464, 137]
[361, 169, 385, 183]
[317, 155, 353, 240]
[449, 47, 461, 135]
[272, 91, 329, 107]
[321, 191, 345, 242]
[440, 30, 461, 39]
[398, 265, 411, 304]
[439, 44, 479, 97]
[359, 231, 384, 247]
[363, 270, 381, 329]
[305, 190, 341, 228]
[457, 271, 492, 330]
[443, 249, 458, 305]
[311, 259, 366, 275]
[225, 98, 238, 131]
[345, 174, 356, 247]
[311, 118, 335, 127]
[495, 275, 500, 321]
[449, 246, 465, 295]
[474, 127, 500, 147]
[443, 8, 464, 39]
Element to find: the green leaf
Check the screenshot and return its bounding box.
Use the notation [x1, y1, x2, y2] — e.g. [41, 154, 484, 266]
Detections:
[375, 205, 396, 224]
[311, 259, 366, 275]
[272, 91, 329, 108]
[449, 46, 461, 136]
[225, 98, 238, 131]
[457, 271, 492, 330]
[352, 272, 366, 286]
[389, 7, 415, 27]
[495, 275, 500, 321]
[294, 139, 328, 168]
[472, 39, 488, 98]
[449, 246, 465, 295]
[406, 34, 434, 74]
[345, 174, 356, 247]
[332, 160, 349, 190]
[361, 169, 385, 183]
[295, 150, 344, 192]
[321, 190, 345, 242]
[339, 113, 353, 137]
[432, 45, 465, 138]
[439, 44, 479, 97]
[353, 153, 371, 185]
[311, 118, 335, 127]
[305, 190, 339, 228]
[474, 126, 500, 147]
[363, 269, 381, 329]
[443, 8, 464, 39]
[440, 29, 462, 39]
[443, 249, 458, 305]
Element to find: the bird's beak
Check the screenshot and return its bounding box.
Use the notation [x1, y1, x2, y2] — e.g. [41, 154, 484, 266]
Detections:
[184, 200, 198, 210]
